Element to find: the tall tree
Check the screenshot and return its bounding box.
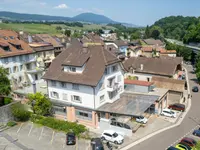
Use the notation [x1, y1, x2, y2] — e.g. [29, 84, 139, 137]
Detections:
[28, 92, 52, 116]
[0, 67, 11, 96]
[64, 30, 71, 37]
[145, 25, 150, 38]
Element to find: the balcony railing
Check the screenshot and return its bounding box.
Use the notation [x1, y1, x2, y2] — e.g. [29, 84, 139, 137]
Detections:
[107, 83, 119, 92]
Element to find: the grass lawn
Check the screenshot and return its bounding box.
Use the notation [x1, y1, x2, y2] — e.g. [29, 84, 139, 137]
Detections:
[0, 23, 116, 35]
[0, 23, 62, 35]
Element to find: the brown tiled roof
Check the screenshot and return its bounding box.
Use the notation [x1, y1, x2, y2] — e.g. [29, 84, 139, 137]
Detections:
[160, 49, 176, 54]
[143, 39, 164, 46]
[141, 46, 153, 52]
[35, 34, 63, 48]
[124, 79, 154, 86]
[106, 44, 119, 55]
[0, 30, 33, 58]
[114, 40, 128, 47]
[81, 33, 104, 45]
[151, 76, 185, 92]
[123, 57, 182, 76]
[43, 39, 121, 86]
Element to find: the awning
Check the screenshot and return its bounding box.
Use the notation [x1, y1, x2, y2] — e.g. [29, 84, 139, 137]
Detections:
[97, 93, 159, 117]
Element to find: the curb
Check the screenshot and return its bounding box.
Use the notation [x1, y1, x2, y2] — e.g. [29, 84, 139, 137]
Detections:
[120, 67, 192, 150]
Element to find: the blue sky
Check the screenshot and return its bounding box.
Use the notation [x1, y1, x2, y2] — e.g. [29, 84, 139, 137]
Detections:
[0, 0, 200, 26]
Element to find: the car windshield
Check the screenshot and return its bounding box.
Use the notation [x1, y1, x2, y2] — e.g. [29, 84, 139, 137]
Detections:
[113, 133, 118, 138]
[68, 135, 75, 140]
[170, 111, 174, 114]
[140, 116, 144, 119]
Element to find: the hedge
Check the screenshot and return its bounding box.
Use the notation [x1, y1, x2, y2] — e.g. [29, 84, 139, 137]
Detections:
[7, 121, 17, 127]
[11, 103, 31, 121]
[30, 114, 87, 136]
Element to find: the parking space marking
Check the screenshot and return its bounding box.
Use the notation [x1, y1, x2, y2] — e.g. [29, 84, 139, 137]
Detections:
[51, 131, 55, 144]
[17, 123, 24, 133]
[62, 138, 65, 149]
[39, 127, 44, 140]
[28, 123, 33, 136]
[166, 125, 200, 149]
[76, 137, 78, 150]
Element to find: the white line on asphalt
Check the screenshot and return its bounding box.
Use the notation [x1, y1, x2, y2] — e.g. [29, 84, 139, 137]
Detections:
[51, 131, 55, 144]
[76, 137, 78, 150]
[62, 138, 65, 149]
[17, 123, 23, 134]
[28, 123, 33, 136]
[39, 127, 44, 140]
[166, 125, 200, 149]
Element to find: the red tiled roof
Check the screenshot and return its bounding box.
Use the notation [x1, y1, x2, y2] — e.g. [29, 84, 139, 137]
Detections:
[124, 79, 154, 86]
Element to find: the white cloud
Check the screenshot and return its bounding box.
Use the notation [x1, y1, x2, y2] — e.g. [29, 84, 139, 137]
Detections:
[54, 4, 68, 9]
[39, 2, 46, 6]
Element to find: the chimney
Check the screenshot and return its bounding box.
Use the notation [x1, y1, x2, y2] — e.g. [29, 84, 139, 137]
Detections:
[28, 35, 32, 43]
[140, 64, 143, 70]
[19, 31, 24, 35]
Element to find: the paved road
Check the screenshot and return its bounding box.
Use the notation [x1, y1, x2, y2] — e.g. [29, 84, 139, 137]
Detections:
[128, 65, 200, 150]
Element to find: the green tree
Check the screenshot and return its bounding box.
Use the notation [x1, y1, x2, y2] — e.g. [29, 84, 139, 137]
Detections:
[130, 31, 140, 40]
[151, 30, 160, 39]
[28, 92, 52, 116]
[11, 103, 31, 121]
[145, 25, 150, 38]
[64, 30, 71, 37]
[56, 26, 62, 30]
[0, 67, 11, 96]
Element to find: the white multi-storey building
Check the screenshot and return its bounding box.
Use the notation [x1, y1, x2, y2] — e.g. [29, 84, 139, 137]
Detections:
[43, 39, 124, 128]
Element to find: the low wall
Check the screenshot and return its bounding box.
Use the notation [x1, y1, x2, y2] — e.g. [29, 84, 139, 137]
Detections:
[0, 102, 18, 124]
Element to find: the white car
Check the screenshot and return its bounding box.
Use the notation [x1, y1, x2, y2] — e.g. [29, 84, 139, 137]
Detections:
[160, 109, 176, 118]
[101, 130, 124, 145]
[136, 116, 148, 124]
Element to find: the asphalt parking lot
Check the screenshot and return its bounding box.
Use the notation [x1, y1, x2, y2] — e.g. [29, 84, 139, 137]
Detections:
[2, 122, 131, 150]
[4, 122, 90, 150]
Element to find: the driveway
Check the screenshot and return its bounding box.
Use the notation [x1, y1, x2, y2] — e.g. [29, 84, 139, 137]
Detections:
[126, 65, 200, 150]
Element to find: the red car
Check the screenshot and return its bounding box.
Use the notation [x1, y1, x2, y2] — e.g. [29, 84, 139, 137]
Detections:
[180, 137, 197, 147]
[168, 103, 185, 112]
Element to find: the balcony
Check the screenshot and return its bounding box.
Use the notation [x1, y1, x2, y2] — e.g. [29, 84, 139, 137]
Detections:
[107, 83, 119, 92]
[26, 67, 44, 74]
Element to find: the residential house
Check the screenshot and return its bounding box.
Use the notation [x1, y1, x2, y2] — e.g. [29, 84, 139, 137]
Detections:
[114, 40, 129, 55]
[127, 45, 142, 57]
[151, 76, 186, 105]
[123, 57, 183, 81]
[43, 39, 124, 128]
[0, 30, 37, 89]
[143, 39, 164, 47]
[81, 33, 104, 46]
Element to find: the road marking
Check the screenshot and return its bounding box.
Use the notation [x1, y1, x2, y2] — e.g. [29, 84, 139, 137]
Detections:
[28, 123, 33, 136]
[39, 127, 44, 140]
[17, 123, 23, 134]
[51, 131, 55, 144]
[62, 138, 65, 149]
[166, 124, 200, 149]
[76, 137, 78, 150]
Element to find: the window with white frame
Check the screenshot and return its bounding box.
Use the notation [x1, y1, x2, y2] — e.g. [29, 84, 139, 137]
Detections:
[69, 67, 76, 72]
[71, 95, 82, 103]
[72, 84, 79, 90]
[117, 75, 121, 82]
[51, 80, 56, 87]
[50, 91, 59, 99]
[25, 55, 29, 61]
[62, 93, 68, 100]
[4, 58, 8, 63]
[104, 67, 109, 75]
[100, 95, 105, 104]
[60, 82, 66, 88]
[112, 65, 118, 72]
[19, 55, 23, 61]
[75, 109, 92, 120]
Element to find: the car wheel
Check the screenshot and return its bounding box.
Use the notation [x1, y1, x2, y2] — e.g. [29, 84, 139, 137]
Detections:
[101, 137, 105, 141]
[114, 141, 118, 145]
[141, 121, 144, 124]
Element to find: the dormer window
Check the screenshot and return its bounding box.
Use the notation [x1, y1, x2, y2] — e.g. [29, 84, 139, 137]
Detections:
[3, 37, 8, 40]
[9, 36, 15, 39]
[69, 67, 76, 72]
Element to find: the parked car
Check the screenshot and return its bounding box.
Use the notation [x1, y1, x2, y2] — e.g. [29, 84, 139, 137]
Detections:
[167, 146, 179, 150]
[192, 86, 199, 92]
[160, 109, 176, 118]
[175, 143, 192, 150]
[180, 137, 197, 147]
[66, 132, 76, 145]
[91, 138, 104, 150]
[101, 130, 124, 145]
[168, 103, 185, 112]
[193, 129, 200, 137]
[182, 74, 186, 80]
[136, 116, 148, 124]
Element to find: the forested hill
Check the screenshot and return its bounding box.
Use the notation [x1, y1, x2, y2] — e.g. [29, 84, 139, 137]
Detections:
[152, 16, 200, 44]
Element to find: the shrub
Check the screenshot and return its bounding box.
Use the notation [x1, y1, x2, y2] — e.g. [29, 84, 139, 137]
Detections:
[11, 103, 31, 121]
[7, 121, 17, 127]
[4, 97, 13, 105]
[31, 114, 87, 136]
